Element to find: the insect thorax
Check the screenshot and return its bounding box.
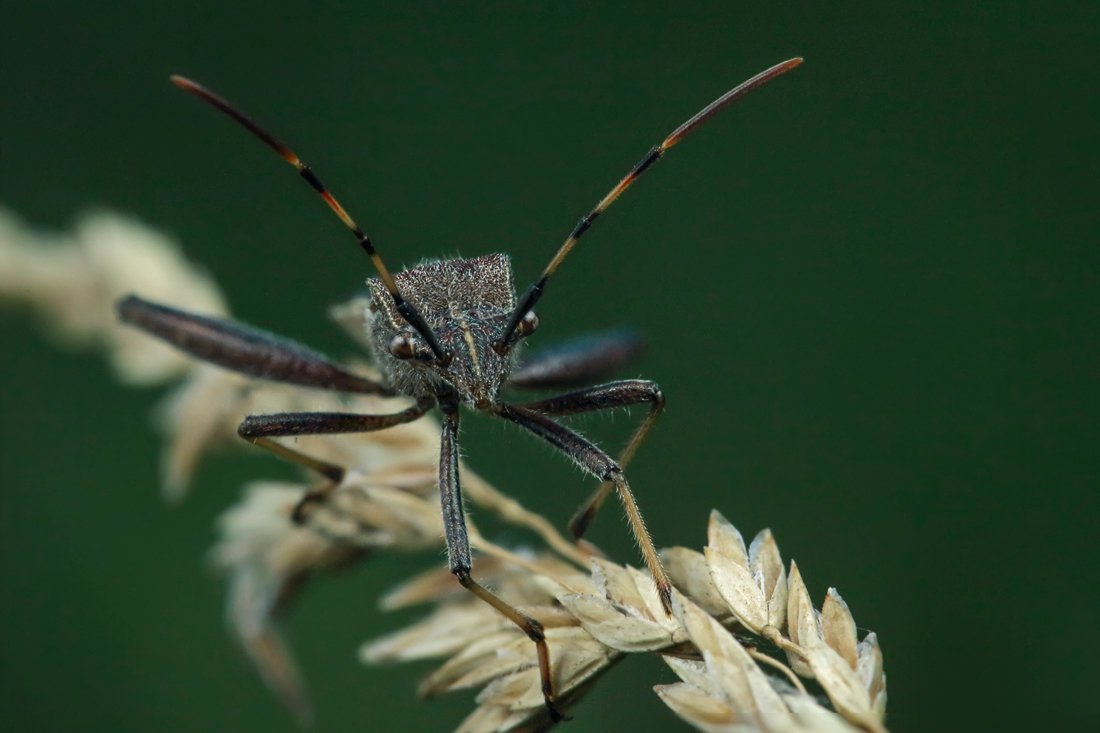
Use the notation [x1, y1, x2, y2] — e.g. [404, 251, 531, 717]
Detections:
[365, 253, 520, 405]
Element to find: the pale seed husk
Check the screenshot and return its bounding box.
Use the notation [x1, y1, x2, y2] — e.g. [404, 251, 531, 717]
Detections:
[749, 529, 788, 631]
[662, 545, 733, 618]
[707, 510, 769, 633]
[558, 592, 674, 652]
[856, 633, 887, 721]
[673, 592, 793, 732]
[821, 588, 859, 670]
[655, 682, 742, 733]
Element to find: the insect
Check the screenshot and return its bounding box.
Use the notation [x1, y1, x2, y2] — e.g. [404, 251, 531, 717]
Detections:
[117, 57, 801, 720]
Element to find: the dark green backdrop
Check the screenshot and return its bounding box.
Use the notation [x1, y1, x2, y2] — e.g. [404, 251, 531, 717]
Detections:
[1, 3, 1096, 732]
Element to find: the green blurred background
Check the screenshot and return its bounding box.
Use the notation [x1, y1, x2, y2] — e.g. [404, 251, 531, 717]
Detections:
[1, 3, 1096, 731]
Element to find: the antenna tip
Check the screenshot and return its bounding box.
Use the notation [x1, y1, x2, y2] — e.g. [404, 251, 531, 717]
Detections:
[169, 75, 197, 91]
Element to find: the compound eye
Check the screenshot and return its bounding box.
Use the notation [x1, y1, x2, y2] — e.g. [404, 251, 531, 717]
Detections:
[389, 333, 421, 360]
[516, 310, 540, 338]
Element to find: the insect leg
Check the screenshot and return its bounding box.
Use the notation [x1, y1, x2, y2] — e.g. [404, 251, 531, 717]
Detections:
[118, 295, 393, 394]
[517, 379, 665, 540]
[506, 329, 645, 391]
[494, 403, 672, 614]
[237, 398, 434, 521]
[437, 405, 565, 721]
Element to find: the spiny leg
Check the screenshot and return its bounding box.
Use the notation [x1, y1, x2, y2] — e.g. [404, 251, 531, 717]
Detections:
[508, 333, 658, 540]
[170, 76, 449, 363]
[497, 58, 803, 350]
[117, 295, 392, 394]
[237, 398, 434, 522]
[518, 379, 665, 540]
[494, 403, 672, 614]
[437, 403, 565, 721]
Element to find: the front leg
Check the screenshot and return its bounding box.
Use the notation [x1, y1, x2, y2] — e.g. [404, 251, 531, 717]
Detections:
[436, 401, 565, 721]
[494, 403, 672, 614]
[237, 398, 434, 521]
[519, 379, 665, 539]
[238, 400, 434, 439]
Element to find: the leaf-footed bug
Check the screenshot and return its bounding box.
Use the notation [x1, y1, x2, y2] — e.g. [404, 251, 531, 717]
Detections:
[117, 57, 801, 721]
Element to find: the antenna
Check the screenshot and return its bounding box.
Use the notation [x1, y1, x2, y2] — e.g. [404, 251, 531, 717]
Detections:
[170, 75, 451, 364]
[496, 57, 803, 351]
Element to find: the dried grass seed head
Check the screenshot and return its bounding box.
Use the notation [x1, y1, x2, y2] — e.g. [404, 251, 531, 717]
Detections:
[0, 208, 225, 382]
[363, 513, 888, 733]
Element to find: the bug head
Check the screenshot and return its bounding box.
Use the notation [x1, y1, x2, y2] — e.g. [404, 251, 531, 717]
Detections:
[365, 254, 538, 408]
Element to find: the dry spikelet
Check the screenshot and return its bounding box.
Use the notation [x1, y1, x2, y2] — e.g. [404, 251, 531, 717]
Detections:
[0, 207, 225, 382]
[363, 555, 617, 733]
[362, 518, 887, 733]
[4, 207, 889, 732]
[208, 461, 447, 722]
